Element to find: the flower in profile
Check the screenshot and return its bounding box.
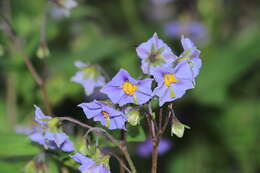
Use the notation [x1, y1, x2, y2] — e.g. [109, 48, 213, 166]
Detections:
[71, 61, 106, 96]
[137, 138, 172, 157]
[177, 36, 202, 78]
[101, 69, 153, 106]
[78, 100, 127, 130]
[152, 63, 194, 106]
[136, 33, 177, 74]
[71, 153, 111, 173]
[34, 105, 52, 127]
[29, 106, 75, 152]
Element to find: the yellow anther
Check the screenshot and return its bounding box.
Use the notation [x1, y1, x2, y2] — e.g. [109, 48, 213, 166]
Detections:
[101, 111, 110, 118]
[164, 74, 177, 86]
[122, 81, 137, 95]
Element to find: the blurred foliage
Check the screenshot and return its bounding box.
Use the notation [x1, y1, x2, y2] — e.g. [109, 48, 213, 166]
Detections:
[1, 0, 260, 172]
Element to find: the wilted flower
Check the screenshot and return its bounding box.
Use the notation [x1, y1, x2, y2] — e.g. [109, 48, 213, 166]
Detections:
[71, 153, 111, 173]
[136, 33, 177, 74]
[137, 138, 172, 157]
[177, 36, 202, 78]
[171, 117, 190, 138]
[152, 63, 194, 106]
[101, 69, 153, 106]
[29, 106, 75, 152]
[164, 21, 208, 45]
[71, 61, 106, 96]
[78, 100, 127, 130]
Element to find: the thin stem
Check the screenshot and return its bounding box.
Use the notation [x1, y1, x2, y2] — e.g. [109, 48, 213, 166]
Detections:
[158, 104, 173, 137]
[120, 130, 126, 173]
[59, 117, 137, 173]
[0, 15, 53, 115]
[108, 152, 131, 173]
[151, 140, 159, 173]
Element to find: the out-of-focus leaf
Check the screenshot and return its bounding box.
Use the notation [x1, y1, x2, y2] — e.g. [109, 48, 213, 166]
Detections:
[0, 161, 26, 173]
[126, 125, 145, 142]
[0, 133, 40, 157]
[194, 25, 260, 105]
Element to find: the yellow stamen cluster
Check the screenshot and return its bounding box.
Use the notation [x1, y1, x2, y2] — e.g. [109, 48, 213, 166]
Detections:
[164, 74, 177, 86]
[101, 111, 110, 118]
[122, 81, 137, 95]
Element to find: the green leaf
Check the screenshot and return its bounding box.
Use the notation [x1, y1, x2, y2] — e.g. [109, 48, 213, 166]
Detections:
[0, 133, 40, 157]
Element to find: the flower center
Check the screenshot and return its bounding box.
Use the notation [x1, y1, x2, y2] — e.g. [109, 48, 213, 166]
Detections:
[122, 81, 137, 95]
[101, 111, 110, 118]
[164, 74, 177, 86]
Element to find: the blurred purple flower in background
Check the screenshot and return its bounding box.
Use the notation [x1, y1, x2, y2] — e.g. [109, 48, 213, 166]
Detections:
[101, 69, 153, 106]
[137, 138, 172, 157]
[136, 33, 177, 74]
[48, 0, 77, 19]
[78, 100, 127, 130]
[71, 153, 111, 173]
[164, 21, 208, 45]
[71, 61, 106, 96]
[152, 63, 194, 106]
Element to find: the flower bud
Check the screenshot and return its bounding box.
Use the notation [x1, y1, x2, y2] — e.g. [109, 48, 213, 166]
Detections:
[171, 118, 190, 138]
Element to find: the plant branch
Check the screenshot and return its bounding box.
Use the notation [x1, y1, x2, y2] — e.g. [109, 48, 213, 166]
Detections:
[0, 14, 53, 115]
[59, 117, 137, 173]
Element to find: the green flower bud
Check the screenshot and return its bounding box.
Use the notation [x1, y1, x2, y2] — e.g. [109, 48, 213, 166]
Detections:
[171, 118, 190, 138]
[126, 110, 140, 126]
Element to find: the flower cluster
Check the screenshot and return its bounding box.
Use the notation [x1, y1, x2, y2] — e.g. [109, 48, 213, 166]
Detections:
[25, 32, 201, 173]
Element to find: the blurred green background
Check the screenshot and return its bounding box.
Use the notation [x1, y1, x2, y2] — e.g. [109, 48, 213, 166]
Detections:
[1, 0, 260, 172]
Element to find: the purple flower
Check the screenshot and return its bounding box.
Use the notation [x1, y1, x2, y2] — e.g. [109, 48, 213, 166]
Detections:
[164, 21, 208, 45]
[177, 36, 202, 78]
[34, 105, 52, 127]
[136, 33, 177, 74]
[71, 61, 106, 96]
[78, 100, 127, 130]
[71, 153, 111, 173]
[137, 138, 172, 157]
[44, 131, 75, 152]
[29, 106, 75, 152]
[152, 63, 194, 106]
[101, 69, 153, 106]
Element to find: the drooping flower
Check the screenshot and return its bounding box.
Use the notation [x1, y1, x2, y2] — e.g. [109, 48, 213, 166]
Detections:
[101, 69, 153, 106]
[29, 106, 75, 152]
[71, 153, 111, 173]
[137, 138, 172, 157]
[71, 61, 106, 96]
[152, 63, 194, 106]
[78, 100, 127, 130]
[177, 36, 202, 78]
[136, 33, 177, 74]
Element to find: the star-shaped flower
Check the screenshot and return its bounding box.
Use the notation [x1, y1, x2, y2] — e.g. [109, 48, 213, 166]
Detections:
[152, 63, 194, 106]
[78, 100, 127, 130]
[101, 69, 153, 106]
[136, 33, 177, 74]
